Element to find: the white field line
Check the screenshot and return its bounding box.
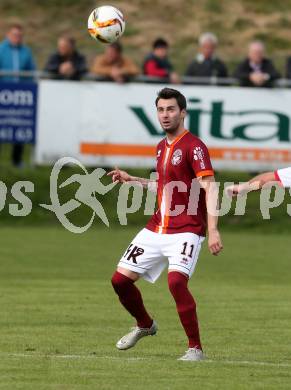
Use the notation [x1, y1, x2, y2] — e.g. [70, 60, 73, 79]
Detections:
[1, 353, 291, 368]
[204, 359, 291, 368]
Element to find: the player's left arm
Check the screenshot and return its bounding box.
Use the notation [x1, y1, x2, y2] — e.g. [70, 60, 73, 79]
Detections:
[190, 139, 223, 256]
[198, 175, 223, 256]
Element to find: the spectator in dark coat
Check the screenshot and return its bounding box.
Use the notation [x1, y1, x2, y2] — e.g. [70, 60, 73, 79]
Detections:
[285, 56, 291, 80]
[44, 36, 87, 80]
[233, 41, 280, 87]
[185, 32, 228, 79]
[143, 38, 179, 83]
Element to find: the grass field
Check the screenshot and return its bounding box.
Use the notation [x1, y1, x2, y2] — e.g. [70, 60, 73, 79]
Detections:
[0, 226, 290, 389]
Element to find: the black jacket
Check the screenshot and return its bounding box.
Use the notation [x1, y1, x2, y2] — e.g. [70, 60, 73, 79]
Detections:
[185, 56, 228, 78]
[233, 58, 280, 87]
[44, 51, 87, 80]
[285, 56, 291, 79]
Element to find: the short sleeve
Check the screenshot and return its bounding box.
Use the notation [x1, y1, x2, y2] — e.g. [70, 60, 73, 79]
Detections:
[275, 167, 291, 188]
[191, 139, 214, 178]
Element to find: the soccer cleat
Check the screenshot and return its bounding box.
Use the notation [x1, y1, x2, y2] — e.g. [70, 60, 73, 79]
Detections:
[178, 347, 204, 361]
[116, 320, 158, 350]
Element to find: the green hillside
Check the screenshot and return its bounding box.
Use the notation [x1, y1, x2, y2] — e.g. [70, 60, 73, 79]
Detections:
[1, 0, 291, 74]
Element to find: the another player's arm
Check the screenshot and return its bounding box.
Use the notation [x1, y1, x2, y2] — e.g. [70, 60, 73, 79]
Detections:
[198, 175, 223, 256]
[107, 167, 156, 189]
[226, 171, 277, 197]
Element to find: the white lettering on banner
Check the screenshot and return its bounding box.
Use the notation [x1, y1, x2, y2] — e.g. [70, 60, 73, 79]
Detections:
[0, 108, 33, 116]
[0, 90, 34, 106]
[35, 80, 291, 171]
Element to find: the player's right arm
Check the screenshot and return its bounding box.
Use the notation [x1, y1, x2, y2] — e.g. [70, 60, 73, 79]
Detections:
[198, 175, 223, 256]
[107, 167, 156, 189]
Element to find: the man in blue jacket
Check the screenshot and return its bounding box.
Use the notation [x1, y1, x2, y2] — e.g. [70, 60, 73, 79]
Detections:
[0, 23, 36, 166]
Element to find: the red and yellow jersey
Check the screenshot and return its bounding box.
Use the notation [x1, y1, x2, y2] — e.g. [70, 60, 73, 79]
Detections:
[146, 130, 214, 236]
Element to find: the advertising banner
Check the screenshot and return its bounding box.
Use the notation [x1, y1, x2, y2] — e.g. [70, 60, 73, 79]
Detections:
[36, 80, 291, 171]
[0, 82, 38, 143]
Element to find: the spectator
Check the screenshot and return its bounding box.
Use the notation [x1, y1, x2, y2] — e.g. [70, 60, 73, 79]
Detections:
[233, 41, 280, 87]
[285, 56, 291, 80]
[91, 42, 139, 83]
[44, 35, 87, 80]
[0, 23, 36, 82]
[143, 38, 179, 83]
[185, 32, 228, 79]
[0, 23, 36, 167]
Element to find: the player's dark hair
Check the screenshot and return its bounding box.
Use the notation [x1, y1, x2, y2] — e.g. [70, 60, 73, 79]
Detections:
[155, 88, 187, 111]
[153, 38, 168, 49]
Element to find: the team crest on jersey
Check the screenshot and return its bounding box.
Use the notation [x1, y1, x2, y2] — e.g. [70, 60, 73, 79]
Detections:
[157, 149, 161, 158]
[171, 149, 182, 166]
[193, 147, 205, 169]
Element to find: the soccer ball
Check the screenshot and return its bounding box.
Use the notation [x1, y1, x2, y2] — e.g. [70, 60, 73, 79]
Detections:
[88, 5, 125, 44]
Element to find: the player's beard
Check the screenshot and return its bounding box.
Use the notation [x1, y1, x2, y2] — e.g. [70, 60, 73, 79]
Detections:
[161, 117, 182, 134]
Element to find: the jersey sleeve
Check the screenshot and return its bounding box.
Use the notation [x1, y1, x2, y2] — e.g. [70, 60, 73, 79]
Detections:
[190, 139, 214, 178]
[274, 167, 291, 188]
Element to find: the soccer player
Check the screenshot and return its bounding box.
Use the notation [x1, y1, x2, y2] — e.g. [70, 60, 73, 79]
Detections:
[108, 88, 223, 361]
[225, 167, 291, 196]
